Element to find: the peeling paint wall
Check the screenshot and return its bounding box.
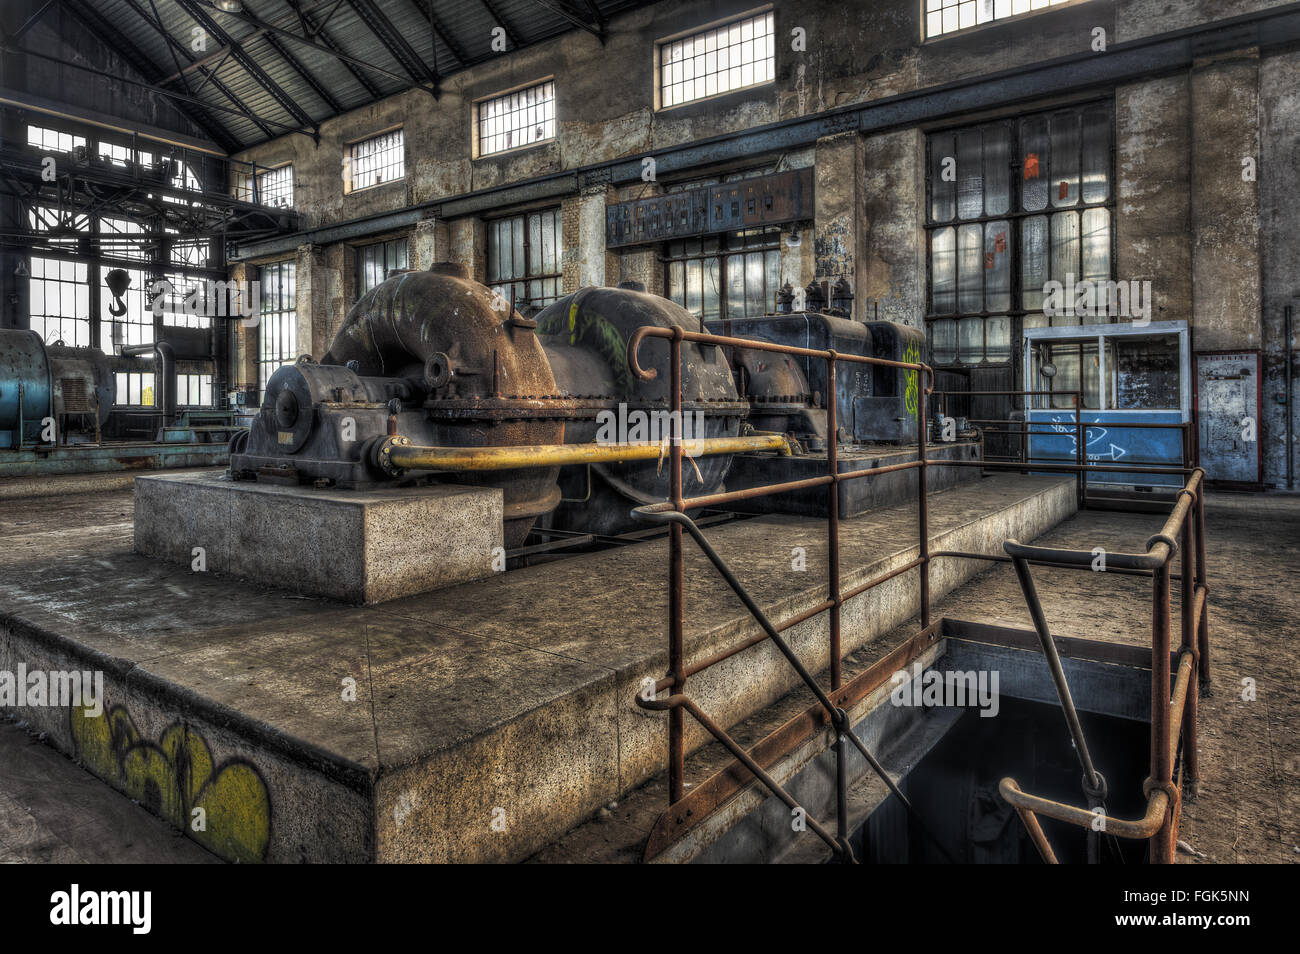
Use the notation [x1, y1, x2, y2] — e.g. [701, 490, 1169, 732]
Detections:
[228, 0, 1299, 485]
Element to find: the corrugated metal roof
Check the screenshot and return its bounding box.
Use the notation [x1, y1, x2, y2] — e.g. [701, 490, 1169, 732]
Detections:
[54, 0, 656, 152]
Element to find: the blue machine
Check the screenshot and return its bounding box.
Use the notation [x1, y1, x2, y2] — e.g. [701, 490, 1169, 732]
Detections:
[1023, 321, 1190, 488]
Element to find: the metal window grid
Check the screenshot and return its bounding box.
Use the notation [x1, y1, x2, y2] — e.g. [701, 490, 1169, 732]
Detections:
[347, 130, 405, 192]
[923, 101, 1116, 387]
[660, 11, 774, 109]
[924, 0, 1081, 39]
[487, 209, 562, 312]
[478, 82, 556, 157]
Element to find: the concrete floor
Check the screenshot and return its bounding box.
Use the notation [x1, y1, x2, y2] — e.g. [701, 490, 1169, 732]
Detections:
[1, 481, 1296, 863]
[531, 490, 1300, 863]
[0, 718, 218, 863]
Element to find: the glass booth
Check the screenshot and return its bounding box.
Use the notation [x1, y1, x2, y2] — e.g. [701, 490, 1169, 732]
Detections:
[1023, 320, 1190, 488]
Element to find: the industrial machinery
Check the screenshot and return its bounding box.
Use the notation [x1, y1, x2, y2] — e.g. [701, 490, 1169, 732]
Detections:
[0, 329, 113, 448]
[229, 264, 955, 546]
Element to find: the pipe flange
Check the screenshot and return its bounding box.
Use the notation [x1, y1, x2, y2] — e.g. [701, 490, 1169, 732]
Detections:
[375, 435, 411, 478]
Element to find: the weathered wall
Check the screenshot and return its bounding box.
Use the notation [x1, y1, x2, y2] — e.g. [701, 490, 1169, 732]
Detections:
[230, 0, 1299, 486]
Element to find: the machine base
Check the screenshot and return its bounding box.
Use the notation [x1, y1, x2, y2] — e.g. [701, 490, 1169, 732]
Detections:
[134, 472, 503, 604]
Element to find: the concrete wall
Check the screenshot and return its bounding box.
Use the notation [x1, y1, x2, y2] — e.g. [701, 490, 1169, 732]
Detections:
[229, 0, 1300, 487]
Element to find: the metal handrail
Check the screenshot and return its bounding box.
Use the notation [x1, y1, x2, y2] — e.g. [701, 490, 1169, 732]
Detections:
[627, 323, 939, 862]
[627, 327, 1211, 865]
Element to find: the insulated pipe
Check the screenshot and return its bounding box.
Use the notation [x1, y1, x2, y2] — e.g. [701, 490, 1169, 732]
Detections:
[121, 341, 176, 424]
[377, 433, 791, 475]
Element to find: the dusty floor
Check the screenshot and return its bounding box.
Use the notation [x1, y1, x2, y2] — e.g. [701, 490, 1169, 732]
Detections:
[1, 484, 1295, 863]
[529, 489, 1300, 863]
[0, 719, 218, 863]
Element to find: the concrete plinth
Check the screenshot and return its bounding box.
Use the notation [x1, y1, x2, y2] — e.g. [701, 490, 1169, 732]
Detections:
[134, 473, 502, 604]
[1, 472, 1075, 863]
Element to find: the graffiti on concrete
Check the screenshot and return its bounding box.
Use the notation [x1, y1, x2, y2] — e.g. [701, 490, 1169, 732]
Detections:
[71, 702, 270, 863]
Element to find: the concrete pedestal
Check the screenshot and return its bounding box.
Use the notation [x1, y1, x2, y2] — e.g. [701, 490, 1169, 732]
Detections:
[134, 473, 503, 604]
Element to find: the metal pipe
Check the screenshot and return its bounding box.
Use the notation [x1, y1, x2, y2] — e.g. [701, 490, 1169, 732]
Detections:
[1012, 805, 1059, 864]
[1180, 513, 1199, 791]
[1287, 305, 1294, 490]
[1009, 554, 1105, 805]
[919, 371, 931, 628]
[382, 433, 790, 473]
[1151, 557, 1175, 863]
[1000, 778, 1170, 841]
[669, 333, 685, 806]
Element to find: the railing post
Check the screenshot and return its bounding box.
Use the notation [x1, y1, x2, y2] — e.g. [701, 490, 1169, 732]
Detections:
[918, 369, 930, 628]
[1075, 392, 1085, 510]
[1151, 558, 1174, 863]
[826, 355, 850, 850]
[668, 331, 685, 805]
[1194, 485, 1211, 689]
[1180, 510, 1199, 798]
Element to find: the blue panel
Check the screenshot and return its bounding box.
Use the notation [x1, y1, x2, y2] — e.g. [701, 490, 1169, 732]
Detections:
[1026, 409, 1184, 486]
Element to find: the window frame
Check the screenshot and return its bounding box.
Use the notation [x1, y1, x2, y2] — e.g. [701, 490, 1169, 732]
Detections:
[921, 0, 1093, 43]
[343, 127, 405, 194]
[257, 259, 297, 397]
[923, 99, 1117, 374]
[473, 78, 557, 159]
[662, 227, 786, 322]
[655, 7, 776, 112]
[356, 237, 410, 299]
[485, 208, 563, 313]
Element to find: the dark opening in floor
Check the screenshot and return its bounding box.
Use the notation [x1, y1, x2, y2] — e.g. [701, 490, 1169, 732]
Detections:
[859, 698, 1151, 863]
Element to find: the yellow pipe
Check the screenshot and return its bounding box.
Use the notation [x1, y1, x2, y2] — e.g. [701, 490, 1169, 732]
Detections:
[382, 434, 792, 473]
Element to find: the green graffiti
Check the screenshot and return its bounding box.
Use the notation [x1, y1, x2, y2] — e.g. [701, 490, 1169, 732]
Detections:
[71, 703, 270, 864]
[538, 297, 634, 393]
[904, 340, 921, 418]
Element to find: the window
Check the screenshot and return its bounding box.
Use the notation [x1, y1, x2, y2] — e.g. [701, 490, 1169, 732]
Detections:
[345, 129, 404, 192]
[100, 217, 152, 348]
[114, 372, 155, 407]
[659, 10, 774, 109]
[27, 124, 86, 154]
[925, 0, 1083, 39]
[30, 258, 91, 347]
[27, 207, 90, 346]
[487, 210, 562, 311]
[236, 164, 294, 208]
[258, 261, 297, 394]
[357, 238, 409, 297]
[477, 81, 555, 157]
[98, 141, 155, 169]
[163, 235, 211, 329]
[1108, 335, 1180, 410]
[176, 373, 214, 407]
[665, 228, 782, 321]
[925, 102, 1113, 368]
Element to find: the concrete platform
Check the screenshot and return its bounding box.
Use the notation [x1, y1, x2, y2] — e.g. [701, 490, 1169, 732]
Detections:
[0, 471, 1075, 862]
[134, 473, 504, 604]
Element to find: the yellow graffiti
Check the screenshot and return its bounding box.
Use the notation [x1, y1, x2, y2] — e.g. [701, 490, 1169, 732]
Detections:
[71, 703, 270, 864]
[904, 339, 921, 418]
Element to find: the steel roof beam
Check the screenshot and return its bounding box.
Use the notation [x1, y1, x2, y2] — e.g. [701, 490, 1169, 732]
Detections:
[174, 0, 319, 135]
[37, 0, 243, 151]
[346, 0, 440, 91]
[528, 0, 605, 40]
[478, 0, 522, 48]
[411, 0, 469, 67]
[115, 0, 275, 141]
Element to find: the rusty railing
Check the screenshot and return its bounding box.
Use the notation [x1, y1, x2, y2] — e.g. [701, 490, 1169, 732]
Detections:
[626, 327, 1210, 864]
